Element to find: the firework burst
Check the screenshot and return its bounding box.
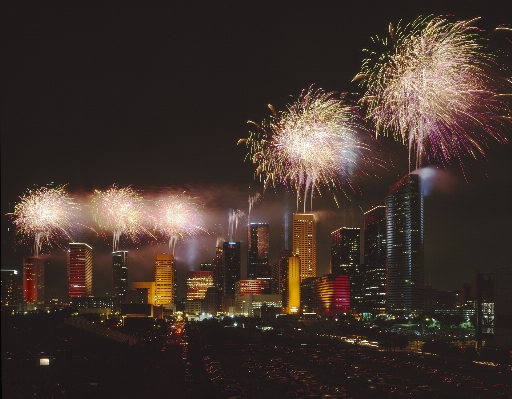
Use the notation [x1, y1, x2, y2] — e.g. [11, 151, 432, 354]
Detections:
[8, 185, 78, 257]
[241, 86, 372, 211]
[151, 192, 208, 254]
[355, 15, 510, 170]
[91, 185, 150, 251]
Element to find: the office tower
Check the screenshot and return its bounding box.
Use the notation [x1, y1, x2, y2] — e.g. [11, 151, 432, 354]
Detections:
[235, 279, 263, 313]
[292, 213, 317, 282]
[1, 269, 19, 306]
[214, 245, 224, 294]
[247, 223, 271, 293]
[386, 174, 424, 314]
[23, 258, 45, 303]
[364, 203, 387, 313]
[112, 251, 128, 300]
[287, 255, 300, 314]
[186, 271, 214, 301]
[302, 274, 350, 317]
[154, 254, 175, 308]
[272, 248, 293, 296]
[67, 243, 93, 299]
[223, 242, 241, 295]
[331, 227, 361, 309]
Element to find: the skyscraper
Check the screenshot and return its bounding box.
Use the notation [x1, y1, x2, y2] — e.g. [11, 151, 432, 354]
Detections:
[364, 203, 387, 313]
[23, 258, 45, 304]
[287, 255, 300, 314]
[247, 223, 271, 293]
[331, 227, 362, 310]
[223, 242, 241, 295]
[386, 174, 424, 314]
[112, 251, 128, 300]
[1, 269, 19, 306]
[186, 270, 214, 301]
[292, 213, 317, 282]
[67, 243, 93, 299]
[154, 254, 175, 309]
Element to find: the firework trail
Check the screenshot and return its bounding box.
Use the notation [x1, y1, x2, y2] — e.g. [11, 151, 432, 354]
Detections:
[91, 185, 150, 251]
[228, 208, 245, 242]
[8, 185, 78, 257]
[354, 15, 510, 170]
[151, 192, 208, 254]
[247, 192, 261, 225]
[240, 86, 373, 212]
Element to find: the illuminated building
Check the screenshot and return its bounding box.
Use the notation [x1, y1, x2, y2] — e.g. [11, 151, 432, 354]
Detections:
[154, 254, 175, 309]
[186, 270, 214, 301]
[23, 258, 45, 303]
[272, 248, 293, 296]
[247, 223, 271, 293]
[214, 245, 224, 294]
[314, 274, 351, 317]
[132, 281, 156, 305]
[112, 251, 128, 300]
[67, 243, 93, 299]
[287, 255, 300, 314]
[1, 269, 19, 306]
[235, 279, 262, 313]
[223, 241, 241, 295]
[331, 227, 362, 309]
[292, 213, 316, 281]
[364, 203, 387, 313]
[386, 174, 424, 314]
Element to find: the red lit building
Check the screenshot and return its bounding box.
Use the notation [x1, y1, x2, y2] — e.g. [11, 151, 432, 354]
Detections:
[67, 243, 93, 299]
[23, 257, 45, 304]
[301, 274, 350, 317]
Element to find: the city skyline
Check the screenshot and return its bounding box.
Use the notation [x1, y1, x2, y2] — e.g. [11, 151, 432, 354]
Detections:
[1, 1, 511, 300]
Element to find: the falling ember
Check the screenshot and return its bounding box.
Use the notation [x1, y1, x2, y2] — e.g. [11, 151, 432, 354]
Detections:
[241, 86, 373, 212]
[91, 185, 150, 251]
[151, 192, 208, 254]
[355, 15, 510, 170]
[8, 185, 78, 257]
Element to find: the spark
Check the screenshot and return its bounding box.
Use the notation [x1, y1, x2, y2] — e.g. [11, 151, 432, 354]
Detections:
[241, 86, 373, 212]
[355, 15, 510, 170]
[8, 185, 78, 257]
[248, 192, 261, 225]
[228, 208, 245, 241]
[91, 185, 150, 251]
[151, 192, 208, 254]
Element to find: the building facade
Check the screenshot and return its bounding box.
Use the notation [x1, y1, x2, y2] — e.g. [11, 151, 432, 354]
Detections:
[154, 254, 175, 309]
[247, 223, 271, 293]
[364, 203, 387, 313]
[23, 258, 45, 304]
[112, 251, 128, 300]
[67, 243, 93, 299]
[292, 213, 317, 282]
[386, 174, 424, 314]
[223, 242, 241, 295]
[186, 270, 214, 301]
[287, 255, 301, 314]
[1, 269, 20, 306]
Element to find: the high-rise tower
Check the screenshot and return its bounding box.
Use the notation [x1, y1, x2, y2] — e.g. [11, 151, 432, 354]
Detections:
[292, 213, 317, 282]
[247, 223, 271, 293]
[386, 174, 424, 314]
[364, 203, 387, 313]
[154, 254, 175, 309]
[112, 251, 128, 300]
[23, 258, 45, 303]
[223, 242, 241, 295]
[67, 243, 93, 299]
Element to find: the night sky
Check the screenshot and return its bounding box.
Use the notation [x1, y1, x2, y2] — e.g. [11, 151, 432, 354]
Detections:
[1, 1, 511, 300]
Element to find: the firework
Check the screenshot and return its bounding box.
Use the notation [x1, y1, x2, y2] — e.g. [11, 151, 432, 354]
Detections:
[355, 15, 510, 169]
[241, 86, 372, 211]
[152, 192, 207, 254]
[247, 192, 261, 225]
[91, 185, 150, 251]
[228, 208, 245, 241]
[8, 185, 77, 257]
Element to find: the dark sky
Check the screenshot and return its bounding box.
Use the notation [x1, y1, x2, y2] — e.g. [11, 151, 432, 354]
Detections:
[1, 1, 511, 299]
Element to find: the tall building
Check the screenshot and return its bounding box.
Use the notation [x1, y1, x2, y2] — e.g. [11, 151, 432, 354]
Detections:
[1, 269, 19, 306]
[287, 255, 300, 314]
[23, 258, 45, 304]
[386, 174, 424, 314]
[132, 281, 156, 305]
[331, 227, 362, 309]
[154, 254, 175, 309]
[67, 243, 93, 299]
[300, 274, 351, 317]
[112, 251, 128, 300]
[186, 270, 214, 301]
[364, 203, 387, 313]
[292, 213, 316, 282]
[247, 223, 271, 293]
[214, 245, 224, 294]
[223, 242, 241, 295]
[272, 248, 293, 296]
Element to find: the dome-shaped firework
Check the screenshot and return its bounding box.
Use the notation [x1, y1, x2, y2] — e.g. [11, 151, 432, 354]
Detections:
[8, 185, 78, 257]
[241, 86, 372, 211]
[91, 185, 150, 251]
[151, 192, 207, 254]
[355, 15, 510, 169]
